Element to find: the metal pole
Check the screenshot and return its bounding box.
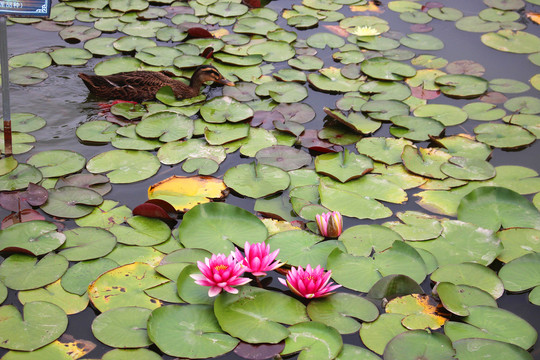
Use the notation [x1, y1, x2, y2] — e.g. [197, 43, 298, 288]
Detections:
[0, 16, 12, 157]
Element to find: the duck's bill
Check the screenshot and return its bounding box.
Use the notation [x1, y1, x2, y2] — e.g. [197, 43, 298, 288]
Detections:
[217, 78, 235, 86]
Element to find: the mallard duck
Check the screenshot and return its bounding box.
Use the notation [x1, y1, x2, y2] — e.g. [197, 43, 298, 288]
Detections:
[78, 65, 234, 103]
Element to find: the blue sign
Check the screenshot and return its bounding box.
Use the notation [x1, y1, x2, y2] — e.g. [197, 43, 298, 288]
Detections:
[0, 0, 51, 17]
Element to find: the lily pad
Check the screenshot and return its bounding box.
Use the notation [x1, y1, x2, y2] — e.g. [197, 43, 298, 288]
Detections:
[41, 186, 103, 219]
[356, 137, 412, 165]
[453, 338, 534, 360]
[18, 279, 89, 315]
[481, 30, 540, 54]
[361, 57, 416, 81]
[498, 253, 540, 292]
[92, 307, 152, 348]
[359, 313, 408, 355]
[224, 162, 290, 198]
[384, 331, 455, 360]
[88, 262, 168, 312]
[0, 220, 65, 256]
[315, 149, 373, 183]
[0, 302, 68, 351]
[307, 293, 379, 334]
[255, 145, 311, 171]
[8, 66, 48, 85]
[474, 123, 535, 148]
[87, 150, 161, 184]
[148, 304, 239, 358]
[444, 306, 537, 350]
[435, 74, 488, 98]
[281, 321, 343, 360]
[50, 48, 92, 66]
[27, 150, 86, 178]
[255, 81, 308, 103]
[214, 286, 308, 344]
[0, 253, 68, 291]
[61, 258, 119, 296]
[389, 115, 445, 142]
[267, 230, 339, 267]
[457, 186, 540, 231]
[177, 202, 268, 254]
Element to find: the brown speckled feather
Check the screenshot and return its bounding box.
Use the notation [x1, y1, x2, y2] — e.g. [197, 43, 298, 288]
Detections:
[78, 65, 234, 103]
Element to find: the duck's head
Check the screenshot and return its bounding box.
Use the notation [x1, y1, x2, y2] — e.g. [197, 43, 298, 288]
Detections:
[190, 65, 235, 88]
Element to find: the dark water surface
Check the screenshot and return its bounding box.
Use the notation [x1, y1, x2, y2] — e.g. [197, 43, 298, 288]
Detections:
[0, 0, 539, 359]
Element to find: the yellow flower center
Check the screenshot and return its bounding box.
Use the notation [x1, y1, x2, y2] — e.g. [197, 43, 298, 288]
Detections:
[214, 264, 228, 272]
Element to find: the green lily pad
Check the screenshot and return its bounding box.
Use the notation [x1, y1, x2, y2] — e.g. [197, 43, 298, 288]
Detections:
[109, 216, 170, 246]
[462, 102, 506, 121]
[319, 176, 403, 220]
[87, 150, 161, 184]
[8, 52, 51, 69]
[200, 96, 254, 123]
[359, 313, 408, 355]
[385, 294, 447, 330]
[504, 96, 540, 114]
[307, 32, 346, 49]
[356, 137, 412, 165]
[308, 67, 362, 92]
[214, 286, 308, 344]
[410, 219, 502, 267]
[413, 104, 468, 126]
[0, 220, 65, 256]
[204, 122, 250, 145]
[327, 249, 381, 292]
[435, 74, 488, 98]
[289, 55, 324, 71]
[457, 186, 540, 231]
[498, 253, 540, 292]
[324, 108, 381, 134]
[401, 145, 451, 180]
[266, 230, 338, 267]
[0, 113, 46, 133]
[0, 253, 68, 291]
[50, 48, 93, 66]
[233, 16, 279, 36]
[158, 138, 225, 166]
[135, 110, 193, 142]
[41, 186, 103, 219]
[178, 202, 268, 254]
[27, 150, 86, 178]
[92, 307, 152, 348]
[255, 145, 311, 171]
[453, 338, 534, 360]
[88, 262, 168, 312]
[427, 7, 463, 21]
[360, 100, 409, 121]
[444, 306, 537, 350]
[61, 258, 119, 296]
[440, 156, 496, 181]
[255, 81, 308, 103]
[358, 81, 411, 101]
[431, 262, 504, 299]
[315, 149, 373, 183]
[0, 302, 68, 351]
[339, 224, 402, 257]
[436, 282, 497, 317]
[94, 57, 143, 76]
[281, 321, 343, 360]
[148, 304, 238, 358]
[76, 120, 120, 145]
[384, 331, 455, 360]
[361, 57, 416, 81]
[389, 115, 445, 141]
[497, 228, 540, 263]
[101, 348, 161, 360]
[247, 41, 296, 62]
[307, 293, 379, 334]
[224, 162, 290, 199]
[18, 279, 89, 315]
[474, 123, 535, 148]
[383, 211, 442, 241]
[400, 33, 444, 50]
[481, 30, 540, 54]
[9, 66, 48, 86]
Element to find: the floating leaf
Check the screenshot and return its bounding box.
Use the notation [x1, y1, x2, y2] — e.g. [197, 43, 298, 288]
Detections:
[214, 286, 308, 344]
[87, 150, 161, 184]
[315, 149, 373, 183]
[359, 313, 408, 355]
[435, 74, 488, 98]
[177, 202, 268, 254]
[453, 338, 534, 360]
[256, 145, 311, 171]
[361, 57, 416, 81]
[267, 230, 338, 267]
[457, 186, 540, 231]
[41, 186, 103, 219]
[92, 307, 152, 348]
[224, 162, 290, 198]
[0, 253, 68, 291]
[148, 304, 238, 358]
[0, 302, 68, 351]
[281, 321, 343, 359]
[383, 331, 455, 360]
[481, 30, 540, 54]
[18, 279, 89, 315]
[0, 220, 65, 256]
[498, 253, 540, 292]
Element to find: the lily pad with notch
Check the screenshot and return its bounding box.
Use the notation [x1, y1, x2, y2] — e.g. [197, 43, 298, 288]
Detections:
[360, 100, 409, 121]
[356, 137, 412, 165]
[481, 30, 540, 54]
[109, 216, 170, 247]
[60, 258, 119, 296]
[255, 81, 308, 103]
[399, 33, 444, 50]
[27, 150, 86, 178]
[440, 156, 496, 181]
[200, 96, 254, 123]
[315, 149, 373, 183]
[8, 67, 48, 86]
[281, 321, 343, 359]
[178, 202, 268, 254]
[0, 253, 68, 291]
[474, 123, 535, 148]
[18, 279, 89, 315]
[361, 57, 416, 81]
[41, 186, 103, 219]
[0, 113, 46, 133]
[0, 301, 68, 351]
[255, 145, 311, 171]
[389, 115, 445, 142]
[307, 293, 379, 334]
[76, 120, 120, 145]
[0, 220, 65, 256]
[435, 74, 488, 98]
[224, 162, 290, 199]
[308, 67, 362, 93]
[214, 286, 308, 344]
[148, 304, 238, 358]
[401, 145, 451, 180]
[384, 331, 455, 360]
[58, 227, 116, 261]
[92, 306, 152, 349]
[324, 108, 381, 134]
[135, 110, 193, 142]
[86, 149, 161, 184]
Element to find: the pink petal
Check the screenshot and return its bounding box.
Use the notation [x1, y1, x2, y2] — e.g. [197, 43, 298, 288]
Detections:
[208, 286, 222, 297]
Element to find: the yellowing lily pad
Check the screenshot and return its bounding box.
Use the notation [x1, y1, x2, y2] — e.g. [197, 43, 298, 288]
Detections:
[148, 175, 227, 212]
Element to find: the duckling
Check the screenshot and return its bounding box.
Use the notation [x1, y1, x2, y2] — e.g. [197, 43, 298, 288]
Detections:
[78, 65, 234, 103]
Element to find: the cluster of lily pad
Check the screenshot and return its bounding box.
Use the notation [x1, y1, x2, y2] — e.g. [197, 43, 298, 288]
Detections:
[0, 0, 539, 359]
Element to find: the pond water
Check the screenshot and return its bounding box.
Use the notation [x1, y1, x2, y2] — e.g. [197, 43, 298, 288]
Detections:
[0, 0, 539, 359]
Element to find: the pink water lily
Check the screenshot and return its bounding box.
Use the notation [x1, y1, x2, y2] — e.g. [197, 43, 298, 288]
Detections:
[190, 253, 251, 297]
[279, 264, 341, 299]
[316, 211, 343, 237]
[235, 241, 284, 277]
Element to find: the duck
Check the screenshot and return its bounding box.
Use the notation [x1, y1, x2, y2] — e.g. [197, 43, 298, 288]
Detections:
[78, 64, 234, 103]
